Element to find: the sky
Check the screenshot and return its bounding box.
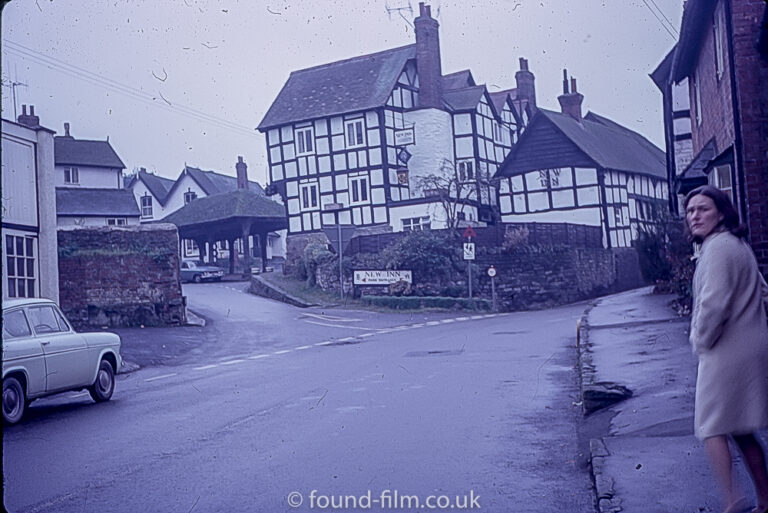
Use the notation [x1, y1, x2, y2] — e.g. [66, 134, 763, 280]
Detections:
[1, 0, 683, 187]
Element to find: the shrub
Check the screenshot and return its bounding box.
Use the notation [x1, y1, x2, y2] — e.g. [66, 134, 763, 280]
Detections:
[303, 242, 334, 287]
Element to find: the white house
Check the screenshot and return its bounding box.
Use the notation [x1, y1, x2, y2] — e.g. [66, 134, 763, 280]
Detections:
[257, 2, 534, 258]
[494, 73, 668, 248]
[1, 107, 59, 301]
[53, 122, 140, 226]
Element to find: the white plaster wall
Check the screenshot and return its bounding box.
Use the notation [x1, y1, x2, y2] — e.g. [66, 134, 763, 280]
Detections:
[672, 78, 690, 111]
[403, 108, 454, 194]
[57, 216, 140, 227]
[2, 125, 39, 227]
[55, 165, 122, 189]
[130, 179, 169, 222]
[674, 139, 694, 175]
[501, 207, 602, 227]
[162, 173, 207, 215]
[388, 201, 481, 232]
[36, 128, 59, 302]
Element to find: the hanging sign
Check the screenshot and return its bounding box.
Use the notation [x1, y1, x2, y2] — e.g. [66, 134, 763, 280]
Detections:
[394, 128, 415, 146]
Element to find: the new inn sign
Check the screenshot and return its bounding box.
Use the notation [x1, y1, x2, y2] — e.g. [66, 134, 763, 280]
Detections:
[353, 270, 413, 286]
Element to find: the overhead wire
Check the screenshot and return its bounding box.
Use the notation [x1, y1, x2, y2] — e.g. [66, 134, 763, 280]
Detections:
[1, 39, 259, 138]
[640, 0, 679, 41]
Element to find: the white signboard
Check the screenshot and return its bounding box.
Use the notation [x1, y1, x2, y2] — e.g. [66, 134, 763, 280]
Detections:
[353, 270, 413, 286]
[394, 128, 415, 146]
[463, 242, 476, 261]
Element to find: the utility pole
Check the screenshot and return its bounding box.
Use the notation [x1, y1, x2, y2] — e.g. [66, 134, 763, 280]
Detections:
[8, 80, 28, 120]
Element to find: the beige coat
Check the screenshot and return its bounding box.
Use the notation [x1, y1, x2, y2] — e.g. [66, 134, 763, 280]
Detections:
[690, 230, 768, 440]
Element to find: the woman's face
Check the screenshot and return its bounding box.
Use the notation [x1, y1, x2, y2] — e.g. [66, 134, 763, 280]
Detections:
[686, 194, 724, 240]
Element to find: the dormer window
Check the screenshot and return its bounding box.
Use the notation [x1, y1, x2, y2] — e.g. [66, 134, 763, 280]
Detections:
[295, 126, 314, 155]
[64, 167, 79, 184]
[345, 119, 365, 148]
[184, 191, 197, 204]
[141, 195, 153, 218]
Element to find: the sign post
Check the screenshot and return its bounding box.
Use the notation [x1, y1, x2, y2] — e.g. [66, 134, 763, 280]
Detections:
[462, 226, 477, 300]
[487, 265, 497, 311]
[322, 204, 355, 302]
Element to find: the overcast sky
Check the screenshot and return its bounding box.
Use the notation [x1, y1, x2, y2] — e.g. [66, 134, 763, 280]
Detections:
[1, 0, 682, 186]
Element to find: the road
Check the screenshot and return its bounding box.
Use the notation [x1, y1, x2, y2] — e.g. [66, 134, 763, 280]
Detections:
[3, 283, 595, 512]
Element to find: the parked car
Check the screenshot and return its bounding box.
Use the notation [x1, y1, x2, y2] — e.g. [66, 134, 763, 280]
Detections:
[180, 260, 224, 283]
[2, 298, 122, 425]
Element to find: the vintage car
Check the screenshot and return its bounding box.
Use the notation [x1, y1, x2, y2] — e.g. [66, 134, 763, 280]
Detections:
[2, 298, 123, 425]
[180, 260, 224, 283]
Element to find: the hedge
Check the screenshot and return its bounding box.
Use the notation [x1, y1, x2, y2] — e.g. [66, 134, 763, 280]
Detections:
[361, 295, 492, 311]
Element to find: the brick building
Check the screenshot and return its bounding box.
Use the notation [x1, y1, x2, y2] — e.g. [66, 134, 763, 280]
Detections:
[657, 0, 768, 274]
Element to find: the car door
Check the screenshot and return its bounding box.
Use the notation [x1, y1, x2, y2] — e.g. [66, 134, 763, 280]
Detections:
[2, 308, 47, 397]
[26, 305, 91, 392]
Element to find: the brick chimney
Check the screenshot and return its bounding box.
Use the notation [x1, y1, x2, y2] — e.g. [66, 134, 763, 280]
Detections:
[557, 69, 584, 122]
[17, 105, 40, 128]
[63, 122, 71, 137]
[515, 58, 537, 112]
[414, 2, 442, 109]
[236, 156, 248, 190]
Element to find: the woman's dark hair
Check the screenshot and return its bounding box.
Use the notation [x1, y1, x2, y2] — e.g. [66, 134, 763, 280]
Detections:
[683, 185, 747, 240]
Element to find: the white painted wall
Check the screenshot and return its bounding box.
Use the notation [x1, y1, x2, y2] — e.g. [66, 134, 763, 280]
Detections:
[403, 108, 454, 193]
[130, 179, 170, 222]
[163, 173, 207, 215]
[500, 207, 602, 226]
[55, 164, 122, 189]
[57, 216, 140, 227]
[1, 119, 58, 302]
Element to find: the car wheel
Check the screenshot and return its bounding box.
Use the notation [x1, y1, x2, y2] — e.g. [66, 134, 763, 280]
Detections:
[88, 360, 115, 402]
[193, 274, 202, 283]
[3, 376, 25, 425]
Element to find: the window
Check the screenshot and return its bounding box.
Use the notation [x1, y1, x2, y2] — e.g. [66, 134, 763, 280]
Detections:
[141, 195, 153, 218]
[295, 126, 314, 155]
[458, 159, 475, 181]
[27, 306, 67, 334]
[402, 216, 431, 232]
[5, 235, 36, 298]
[345, 119, 365, 148]
[64, 167, 79, 184]
[711, 164, 733, 202]
[493, 122, 503, 143]
[106, 218, 127, 226]
[350, 176, 369, 205]
[184, 239, 198, 254]
[2, 309, 31, 339]
[300, 182, 319, 210]
[714, 6, 726, 79]
[184, 191, 197, 204]
[693, 73, 703, 126]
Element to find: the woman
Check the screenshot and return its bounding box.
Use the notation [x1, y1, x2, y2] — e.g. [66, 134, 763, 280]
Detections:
[685, 185, 768, 513]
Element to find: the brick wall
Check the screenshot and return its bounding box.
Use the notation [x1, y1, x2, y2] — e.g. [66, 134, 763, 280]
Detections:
[732, 0, 768, 275]
[58, 224, 185, 328]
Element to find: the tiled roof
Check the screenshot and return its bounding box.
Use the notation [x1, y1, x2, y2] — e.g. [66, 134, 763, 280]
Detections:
[258, 45, 416, 130]
[488, 89, 516, 113]
[137, 170, 175, 204]
[162, 189, 286, 228]
[184, 166, 265, 196]
[442, 85, 486, 112]
[54, 137, 125, 168]
[56, 187, 140, 217]
[497, 109, 667, 179]
[442, 70, 475, 90]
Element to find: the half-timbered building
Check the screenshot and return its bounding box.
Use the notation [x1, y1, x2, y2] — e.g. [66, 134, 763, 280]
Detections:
[494, 73, 668, 248]
[258, 3, 535, 259]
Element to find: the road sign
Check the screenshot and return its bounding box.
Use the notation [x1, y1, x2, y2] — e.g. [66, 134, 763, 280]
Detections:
[487, 265, 497, 277]
[322, 225, 356, 254]
[463, 226, 476, 239]
[353, 270, 413, 286]
[463, 242, 475, 260]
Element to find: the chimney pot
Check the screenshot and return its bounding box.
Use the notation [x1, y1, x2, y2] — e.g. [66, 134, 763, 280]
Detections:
[236, 157, 249, 190]
[22, 105, 27, 115]
[64, 122, 70, 137]
[571, 77, 578, 93]
[17, 104, 40, 128]
[562, 69, 569, 94]
[30, 105, 35, 115]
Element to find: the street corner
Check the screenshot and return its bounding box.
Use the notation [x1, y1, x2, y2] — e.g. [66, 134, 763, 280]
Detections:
[120, 360, 141, 374]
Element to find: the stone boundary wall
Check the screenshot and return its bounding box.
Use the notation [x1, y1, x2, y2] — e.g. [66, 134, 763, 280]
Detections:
[58, 224, 185, 329]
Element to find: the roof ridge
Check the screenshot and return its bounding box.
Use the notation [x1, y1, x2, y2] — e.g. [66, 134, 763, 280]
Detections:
[290, 43, 415, 75]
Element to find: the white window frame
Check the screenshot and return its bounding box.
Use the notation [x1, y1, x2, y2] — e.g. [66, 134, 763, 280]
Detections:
[694, 72, 703, 126]
[299, 182, 319, 211]
[5, 234, 36, 298]
[184, 239, 198, 255]
[184, 191, 197, 205]
[711, 164, 733, 203]
[349, 175, 370, 205]
[714, 5, 726, 80]
[140, 195, 153, 218]
[295, 126, 314, 156]
[106, 218, 127, 226]
[64, 167, 79, 184]
[345, 119, 365, 149]
[402, 216, 431, 232]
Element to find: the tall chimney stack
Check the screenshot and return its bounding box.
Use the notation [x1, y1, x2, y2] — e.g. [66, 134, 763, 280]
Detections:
[17, 104, 40, 128]
[557, 69, 584, 122]
[515, 58, 537, 113]
[63, 122, 71, 137]
[414, 2, 443, 109]
[236, 156, 249, 190]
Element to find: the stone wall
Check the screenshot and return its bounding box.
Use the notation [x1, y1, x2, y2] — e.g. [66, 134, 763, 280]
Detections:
[58, 224, 185, 328]
[283, 232, 330, 276]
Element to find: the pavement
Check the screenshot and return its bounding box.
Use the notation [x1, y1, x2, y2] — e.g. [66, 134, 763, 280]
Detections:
[580, 286, 767, 513]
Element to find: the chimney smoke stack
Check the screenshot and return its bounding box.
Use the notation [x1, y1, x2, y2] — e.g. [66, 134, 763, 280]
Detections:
[17, 104, 40, 128]
[236, 156, 249, 190]
[64, 122, 71, 137]
[515, 57, 537, 114]
[414, 2, 443, 109]
[557, 69, 584, 122]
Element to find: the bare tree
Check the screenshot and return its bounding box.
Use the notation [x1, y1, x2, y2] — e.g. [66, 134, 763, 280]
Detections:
[413, 159, 494, 231]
